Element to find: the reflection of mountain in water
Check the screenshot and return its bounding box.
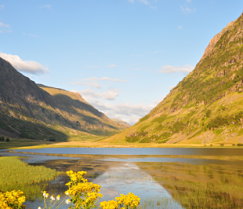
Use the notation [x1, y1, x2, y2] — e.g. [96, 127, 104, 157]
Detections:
[94, 162, 183, 209]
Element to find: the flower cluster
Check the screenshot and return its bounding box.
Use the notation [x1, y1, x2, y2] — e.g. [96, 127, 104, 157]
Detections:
[66, 171, 88, 187]
[100, 200, 119, 209]
[65, 170, 103, 209]
[1, 170, 140, 209]
[116, 193, 140, 208]
[100, 193, 140, 209]
[0, 190, 26, 209]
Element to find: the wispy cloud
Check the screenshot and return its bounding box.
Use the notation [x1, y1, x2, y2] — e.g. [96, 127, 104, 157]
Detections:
[160, 65, 194, 73]
[128, 0, 158, 8]
[0, 4, 4, 9]
[128, 0, 150, 6]
[73, 77, 126, 88]
[177, 25, 183, 30]
[81, 89, 119, 101]
[85, 77, 125, 82]
[107, 64, 118, 69]
[93, 102, 154, 124]
[0, 21, 11, 33]
[0, 52, 48, 74]
[0, 22, 9, 28]
[41, 4, 52, 9]
[180, 6, 196, 14]
[84, 64, 118, 70]
[76, 87, 155, 124]
[22, 32, 39, 38]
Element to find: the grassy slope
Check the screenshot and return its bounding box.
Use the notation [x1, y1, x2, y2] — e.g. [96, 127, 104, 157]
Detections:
[39, 86, 127, 140]
[104, 14, 243, 145]
[41, 86, 128, 133]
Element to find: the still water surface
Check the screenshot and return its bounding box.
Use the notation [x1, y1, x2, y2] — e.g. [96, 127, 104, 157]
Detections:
[1, 147, 243, 209]
[14, 147, 243, 156]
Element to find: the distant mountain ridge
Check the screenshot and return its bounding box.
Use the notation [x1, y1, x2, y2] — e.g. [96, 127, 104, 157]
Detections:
[0, 58, 128, 140]
[106, 14, 243, 144]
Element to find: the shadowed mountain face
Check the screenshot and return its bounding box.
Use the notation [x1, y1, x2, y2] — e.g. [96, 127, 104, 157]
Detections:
[107, 14, 243, 144]
[0, 58, 128, 140]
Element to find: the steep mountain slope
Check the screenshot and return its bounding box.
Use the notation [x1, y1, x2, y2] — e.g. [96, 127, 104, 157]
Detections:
[0, 58, 128, 140]
[107, 14, 243, 144]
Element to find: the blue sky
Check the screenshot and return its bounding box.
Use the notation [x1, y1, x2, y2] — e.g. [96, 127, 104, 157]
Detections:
[0, 0, 242, 124]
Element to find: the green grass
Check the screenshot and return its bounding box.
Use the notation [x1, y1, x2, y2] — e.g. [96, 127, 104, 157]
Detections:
[138, 162, 243, 209]
[0, 156, 59, 199]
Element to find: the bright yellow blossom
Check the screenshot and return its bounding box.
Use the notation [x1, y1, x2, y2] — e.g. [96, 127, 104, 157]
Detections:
[0, 190, 26, 209]
[65, 170, 103, 209]
[100, 200, 119, 209]
[115, 193, 140, 209]
[66, 170, 87, 187]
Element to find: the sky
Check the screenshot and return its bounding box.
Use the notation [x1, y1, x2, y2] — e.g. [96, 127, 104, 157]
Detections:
[0, 0, 242, 124]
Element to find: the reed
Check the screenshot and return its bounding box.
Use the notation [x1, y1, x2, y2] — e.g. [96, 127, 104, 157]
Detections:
[0, 157, 58, 199]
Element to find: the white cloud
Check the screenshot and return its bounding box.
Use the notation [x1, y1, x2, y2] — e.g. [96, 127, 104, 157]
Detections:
[41, 4, 52, 9]
[73, 77, 126, 88]
[128, 0, 158, 8]
[107, 64, 118, 69]
[77, 86, 156, 124]
[0, 22, 9, 28]
[186, 0, 192, 3]
[85, 77, 125, 82]
[128, 0, 150, 6]
[94, 102, 154, 124]
[0, 52, 48, 74]
[22, 32, 39, 38]
[160, 65, 194, 73]
[76, 81, 101, 89]
[0, 21, 10, 33]
[81, 89, 119, 101]
[180, 6, 196, 14]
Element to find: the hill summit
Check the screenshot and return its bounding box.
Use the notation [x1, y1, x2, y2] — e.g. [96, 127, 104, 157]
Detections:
[107, 14, 243, 145]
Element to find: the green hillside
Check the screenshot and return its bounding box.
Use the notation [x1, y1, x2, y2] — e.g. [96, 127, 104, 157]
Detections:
[0, 58, 128, 141]
[106, 14, 243, 145]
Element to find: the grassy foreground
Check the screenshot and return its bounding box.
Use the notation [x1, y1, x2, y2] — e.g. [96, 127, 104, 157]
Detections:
[0, 156, 58, 199]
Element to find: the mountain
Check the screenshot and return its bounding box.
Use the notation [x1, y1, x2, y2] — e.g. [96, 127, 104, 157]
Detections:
[0, 58, 128, 141]
[106, 14, 243, 145]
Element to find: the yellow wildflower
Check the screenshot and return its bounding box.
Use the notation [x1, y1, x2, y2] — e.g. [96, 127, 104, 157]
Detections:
[100, 200, 119, 209]
[0, 190, 26, 209]
[66, 182, 101, 196]
[66, 170, 87, 186]
[116, 193, 140, 208]
[56, 195, 60, 200]
[42, 191, 49, 198]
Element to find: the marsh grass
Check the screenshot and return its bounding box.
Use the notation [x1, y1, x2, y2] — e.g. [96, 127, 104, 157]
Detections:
[0, 157, 59, 199]
[138, 162, 243, 209]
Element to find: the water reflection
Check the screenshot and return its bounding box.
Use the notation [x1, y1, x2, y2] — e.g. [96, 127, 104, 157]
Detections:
[94, 162, 183, 209]
[137, 162, 243, 209]
[12, 147, 243, 156]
